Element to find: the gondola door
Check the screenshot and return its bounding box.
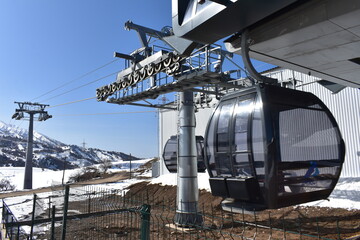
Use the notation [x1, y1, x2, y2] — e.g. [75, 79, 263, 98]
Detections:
[206, 90, 263, 203]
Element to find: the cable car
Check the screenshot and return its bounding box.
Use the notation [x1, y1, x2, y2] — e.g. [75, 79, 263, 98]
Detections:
[163, 135, 206, 173]
[204, 84, 345, 211]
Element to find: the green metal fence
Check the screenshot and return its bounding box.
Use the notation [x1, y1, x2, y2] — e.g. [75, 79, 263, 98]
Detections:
[2, 184, 360, 240]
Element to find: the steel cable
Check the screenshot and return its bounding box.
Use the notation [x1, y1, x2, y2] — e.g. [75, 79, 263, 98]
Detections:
[42, 71, 119, 103]
[31, 59, 119, 102]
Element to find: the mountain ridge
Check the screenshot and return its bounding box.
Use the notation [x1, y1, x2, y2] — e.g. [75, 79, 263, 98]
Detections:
[0, 120, 139, 170]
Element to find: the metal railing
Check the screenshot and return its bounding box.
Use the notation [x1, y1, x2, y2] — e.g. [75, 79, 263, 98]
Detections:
[2, 200, 29, 240]
[104, 44, 244, 104]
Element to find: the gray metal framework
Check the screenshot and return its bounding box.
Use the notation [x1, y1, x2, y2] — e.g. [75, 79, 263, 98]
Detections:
[12, 102, 52, 189]
[97, 43, 243, 109]
[96, 21, 274, 226]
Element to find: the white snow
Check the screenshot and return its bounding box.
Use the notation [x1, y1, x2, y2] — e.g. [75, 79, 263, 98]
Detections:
[0, 167, 75, 190]
[111, 158, 151, 170]
[301, 177, 360, 210]
[1, 166, 359, 211]
[1, 161, 360, 237]
[0, 120, 62, 146]
[150, 172, 211, 191]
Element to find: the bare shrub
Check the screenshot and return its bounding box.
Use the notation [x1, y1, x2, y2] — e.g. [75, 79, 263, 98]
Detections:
[0, 178, 15, 191]
[99, 158, 112, 173]
[69, 166, 102, 183]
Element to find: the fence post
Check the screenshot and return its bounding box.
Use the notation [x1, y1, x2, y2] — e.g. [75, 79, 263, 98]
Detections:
[2, 200, 4, 220]
[140, 204, 151, 240]
[30, 194, 37, 239]
[88, 194, 91, 213]
[2, 201, 10, 239]
[61, 185, 70, 240]
[48, 196, 51, 219]
[336, 218, 341, 240]
[10, 216, 14, 240]
[51, 206, 56, 240]
[1, 200, 5, 235]
[17, 223, 20, 240]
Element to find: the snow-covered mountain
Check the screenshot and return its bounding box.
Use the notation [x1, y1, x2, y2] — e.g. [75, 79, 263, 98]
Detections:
[0, 121, 139, 170]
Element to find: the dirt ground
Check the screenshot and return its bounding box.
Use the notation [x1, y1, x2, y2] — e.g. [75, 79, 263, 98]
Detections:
[125, 181, 360, 240]
[2, 169, 360, 239]
[39, 180, 360, 239]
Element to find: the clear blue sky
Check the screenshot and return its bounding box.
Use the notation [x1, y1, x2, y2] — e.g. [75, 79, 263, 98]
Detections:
[0, 1, 273, 159]
[0, 0, 172, 158]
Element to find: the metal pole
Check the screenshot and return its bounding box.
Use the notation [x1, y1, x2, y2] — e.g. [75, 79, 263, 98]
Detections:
[30, 194, 37, 239]
[62, 158, 66, 185]
[129, 154, 132, 179]
[61, 185, 70, 240]
[24, 113, 34, 189]
[174, 91, 203, 226]
[51, 206, 56, 240]
[140, 204, 151, 240]
[48, 196, 51, 219]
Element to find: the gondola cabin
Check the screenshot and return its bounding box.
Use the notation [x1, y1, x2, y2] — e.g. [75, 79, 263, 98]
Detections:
[163, 135, 206, 173]
[204, 85, 345, 211]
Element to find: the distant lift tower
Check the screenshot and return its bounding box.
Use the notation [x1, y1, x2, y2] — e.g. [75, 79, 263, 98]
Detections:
[12, 102, 52, 189]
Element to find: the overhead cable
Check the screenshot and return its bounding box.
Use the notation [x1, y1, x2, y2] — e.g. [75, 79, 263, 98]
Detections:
[42, 71, 119, 103]
[56, 111, 156, 116]
[49, 97, 97, 108]
[31, 59, 119, 102]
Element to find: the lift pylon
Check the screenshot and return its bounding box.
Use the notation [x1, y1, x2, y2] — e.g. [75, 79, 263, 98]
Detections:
[96, 21, 249, 226]
[12, 102, 52, 189]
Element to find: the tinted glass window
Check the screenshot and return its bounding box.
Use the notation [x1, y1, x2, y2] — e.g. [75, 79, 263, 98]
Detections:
[206, 100, 235, 177]
[206, 107, 217, 177]
[233, 154, 253, 177]
[206, 95, 258, 178]
[276, 105, 342, 195]
[216, 102, 233, 152]
[163, 137, 178, 173]
[252, 96, 265, 181]
[234, 99, 251, 152]
[232, 97, 256, 177]
[217, 153, 232, 176]
[279, 108, 340, 161]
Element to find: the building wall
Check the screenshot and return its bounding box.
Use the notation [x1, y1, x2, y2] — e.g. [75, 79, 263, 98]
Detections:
[158, 109, 177, 175]
[159, 70, 360, 177]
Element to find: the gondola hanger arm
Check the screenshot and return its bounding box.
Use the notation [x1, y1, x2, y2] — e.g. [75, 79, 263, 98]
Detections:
[241, 29, 277, 85]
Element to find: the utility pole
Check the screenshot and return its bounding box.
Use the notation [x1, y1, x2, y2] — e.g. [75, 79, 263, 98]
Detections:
[62, 158, 67, 185]
[129, 153, 132, 179]
[81, 139, 87, 149]
[12, 102, 52, 189]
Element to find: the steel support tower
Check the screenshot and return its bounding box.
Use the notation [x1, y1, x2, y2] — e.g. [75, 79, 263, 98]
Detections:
[96, 21, 244, 227]
[175, 91, 203, 226]
[12, 102, 52, 189]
